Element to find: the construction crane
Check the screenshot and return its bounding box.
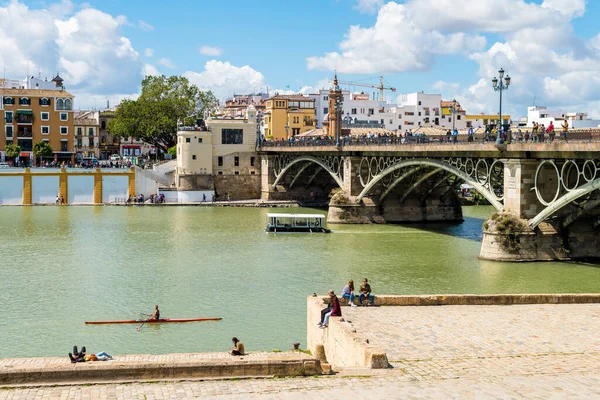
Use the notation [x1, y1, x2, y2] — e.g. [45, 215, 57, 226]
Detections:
[329, 76, 396, 101]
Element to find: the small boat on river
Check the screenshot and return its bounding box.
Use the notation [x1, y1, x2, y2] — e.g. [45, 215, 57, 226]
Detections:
[265, 213, 331, 233]
[85, 318, 222, 325]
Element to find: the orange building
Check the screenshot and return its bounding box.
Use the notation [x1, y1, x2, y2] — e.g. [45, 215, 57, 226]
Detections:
[1, 75, 75, 166]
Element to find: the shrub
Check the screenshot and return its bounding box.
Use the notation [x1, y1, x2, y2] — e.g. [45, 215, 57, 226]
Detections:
[485, 212, 526, 253]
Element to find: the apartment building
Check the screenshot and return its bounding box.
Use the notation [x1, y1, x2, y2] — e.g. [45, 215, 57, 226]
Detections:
[263, 95, 315, 140]
[74, 111, 100, 159]
[0, 74, 75, 166]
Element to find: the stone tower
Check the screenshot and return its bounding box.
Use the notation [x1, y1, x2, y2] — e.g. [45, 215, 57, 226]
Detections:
[323, 74, 343, 139]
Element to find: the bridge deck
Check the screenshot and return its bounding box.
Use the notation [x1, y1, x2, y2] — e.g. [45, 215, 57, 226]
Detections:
[261, 142, 600, 159]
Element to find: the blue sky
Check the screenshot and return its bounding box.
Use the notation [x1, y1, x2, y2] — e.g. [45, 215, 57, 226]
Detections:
[3, 0, 600, 118]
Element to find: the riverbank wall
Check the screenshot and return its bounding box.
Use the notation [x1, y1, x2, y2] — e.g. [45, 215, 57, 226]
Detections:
[307, 294, 600, 370]
[0, 352, 321, 387]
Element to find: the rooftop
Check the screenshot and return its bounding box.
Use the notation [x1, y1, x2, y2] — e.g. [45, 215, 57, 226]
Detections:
[269, 94, 314, 101]
[0, 88, 73, 97]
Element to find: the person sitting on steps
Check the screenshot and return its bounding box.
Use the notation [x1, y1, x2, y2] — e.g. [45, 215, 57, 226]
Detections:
[341, 280, 357, 307]
[230, 337, 245, 356]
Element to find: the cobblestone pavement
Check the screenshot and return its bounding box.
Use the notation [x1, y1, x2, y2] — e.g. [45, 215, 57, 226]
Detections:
[2, 372, 600, 399]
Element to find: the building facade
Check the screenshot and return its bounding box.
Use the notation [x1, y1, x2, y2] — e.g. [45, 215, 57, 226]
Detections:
[74, 111, 100, 159]
[465, 114, 511, 129]
[176, 106, 260, 200]
[1, 79, 75, 166]
[527, 106, 600, 129]
[98, 111, 121, 160]
[263, 95, 315, 140]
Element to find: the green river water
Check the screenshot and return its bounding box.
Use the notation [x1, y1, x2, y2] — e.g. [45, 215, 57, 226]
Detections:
[1, 206, 600, 359]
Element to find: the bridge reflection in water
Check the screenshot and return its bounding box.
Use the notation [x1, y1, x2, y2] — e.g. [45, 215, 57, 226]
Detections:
[260, 141, 600, 262]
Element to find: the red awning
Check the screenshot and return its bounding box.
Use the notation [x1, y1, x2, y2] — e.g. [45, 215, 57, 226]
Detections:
[21, 152, 30, 157]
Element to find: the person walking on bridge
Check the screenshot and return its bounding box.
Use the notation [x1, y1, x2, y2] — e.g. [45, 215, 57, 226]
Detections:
[561, 120, 569, 142]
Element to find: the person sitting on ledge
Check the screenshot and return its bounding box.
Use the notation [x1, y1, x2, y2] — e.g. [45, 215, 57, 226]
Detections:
[320, 292, 341, 328]
[68, 345, 86, 363]
[358, 278, 375, 306]
[230, 337, 245, 356]
[341, 280, 357, 307]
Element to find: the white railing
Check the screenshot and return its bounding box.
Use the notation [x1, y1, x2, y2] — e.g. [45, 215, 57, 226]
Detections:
[135, 166, 171, 187]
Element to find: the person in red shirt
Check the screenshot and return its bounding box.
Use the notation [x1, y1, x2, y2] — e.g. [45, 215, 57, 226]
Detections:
[547, 121, 555, 142]
[319, 292, 341, 328]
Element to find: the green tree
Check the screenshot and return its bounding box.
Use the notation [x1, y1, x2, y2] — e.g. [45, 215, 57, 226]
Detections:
[108, 75, 219, 151]
[167, 146, 177, 158]
[5, 144, 21, 165]
[33, 141, 54, 166]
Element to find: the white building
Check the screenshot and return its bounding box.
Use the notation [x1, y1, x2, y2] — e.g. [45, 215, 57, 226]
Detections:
[309, 89, 396, 130]
[527, 106, 600, 128]
[387, 93, 467, 132]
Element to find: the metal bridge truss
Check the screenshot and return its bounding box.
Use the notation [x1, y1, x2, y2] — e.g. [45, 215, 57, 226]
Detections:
[270, 155, 600, 228]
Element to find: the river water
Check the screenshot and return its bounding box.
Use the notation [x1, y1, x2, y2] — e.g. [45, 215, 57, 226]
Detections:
[1, 206, 600, 359]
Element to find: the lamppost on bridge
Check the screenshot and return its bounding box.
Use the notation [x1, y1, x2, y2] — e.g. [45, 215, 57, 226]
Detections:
[492, 68, 511, 145]
[284, 123, 290, 140]
[451, 98, 457, 132]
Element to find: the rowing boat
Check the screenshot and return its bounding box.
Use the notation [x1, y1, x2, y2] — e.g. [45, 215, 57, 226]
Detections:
[85, 318, 222, 325]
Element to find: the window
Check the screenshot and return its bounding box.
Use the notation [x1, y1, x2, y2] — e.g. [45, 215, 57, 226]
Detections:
[323, 96, 328, 101]
[323, 107, 328, 114]
[88, 128, 94, 136]
[234, 156, 239, 167]
[218, 156, 223, 166]
[5, 126, 13, 137]
[5, 111, 13, 123]
[42, 139, 49, 143]
[192, 155, 197, 160]
[250, 171, 256, 175]
[60, 112, 68, 121]
[19, 97, 30, 105]
[250, 156, 255, 167]
[351, 108, 357, 115]
[56, 98, 64, 110]
[198, 138, 203, 143]
[41, 112, 49, 121]
[457, 115, 461, 120]
[76, 127, 83, 136]
[41, 126, 50, 135]
[368, 109, 374, 116]
[418, 112, 421, 116]
[3, 97, 14, 105]
[39, 98, 50, 106]
[61, 140, 68, 152]
[185, 137, 191, 143]
[64, 99, 72, 110]
[77, 138, 82, 147]
[89, 138, 94, 147]
[217, 171, 223, 175]
[60, 126, 68, 135]
[418, 101, 422, 106]
[101, 121, 106, 130]
[234, 171, 240, 175]
[221, 128, 243, 144]
[177, 147, 180, 155]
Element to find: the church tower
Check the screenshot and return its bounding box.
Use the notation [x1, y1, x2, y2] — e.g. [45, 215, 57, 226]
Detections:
[326, 74, 343, 142]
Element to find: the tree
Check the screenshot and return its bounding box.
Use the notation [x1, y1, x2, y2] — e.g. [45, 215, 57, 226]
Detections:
[167, 146, 177, 158]
[5, 144, 21, 165]
[33, 141, 54, 166]
[108, 75, 219, 151]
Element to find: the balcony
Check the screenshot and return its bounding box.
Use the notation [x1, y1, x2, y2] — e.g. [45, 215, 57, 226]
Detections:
[17, 127, 33, 138]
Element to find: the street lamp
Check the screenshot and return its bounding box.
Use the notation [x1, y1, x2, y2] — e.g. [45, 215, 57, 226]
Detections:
[451, 99, 457, 132]
[284, 123, 290, 140]
[334, 96, 343, 147]
[491, 68, 511, 144]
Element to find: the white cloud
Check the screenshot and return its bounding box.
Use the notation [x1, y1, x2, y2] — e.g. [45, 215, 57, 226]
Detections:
[138, 20, 154, 31]
[355, 0, 384, 14]
[157, 57, 175, 69]
[199, 45, 223, 57]
[144, 48, 154, 57]
[0, 1, 143, 107]
[310, 0, 600, 119]
[184, 60, 266, 99]
[142, 64, 160, 77]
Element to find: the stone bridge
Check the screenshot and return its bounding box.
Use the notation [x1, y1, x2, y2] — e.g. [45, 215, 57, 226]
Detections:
[259, 141, 600, 261]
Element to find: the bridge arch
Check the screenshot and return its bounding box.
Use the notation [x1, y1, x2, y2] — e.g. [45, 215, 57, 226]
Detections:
[356, 158, 503, 210]
[271, 156, 344, 190]
[529, 177, 600, 229]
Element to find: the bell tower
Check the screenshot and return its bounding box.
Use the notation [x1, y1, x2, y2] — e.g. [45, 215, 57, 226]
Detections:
[328, 74, 343, 145]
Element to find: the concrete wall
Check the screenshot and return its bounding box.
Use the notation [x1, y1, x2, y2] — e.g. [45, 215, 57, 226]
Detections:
[102, 176, 129, 203]
[159, 190, 215, 203]
[135, 172, 159, 198]
[68, 176, 94, 204]
[0, 176, 23, 204]
[32, 176, 59, 204]
[214, 174, 260, 200]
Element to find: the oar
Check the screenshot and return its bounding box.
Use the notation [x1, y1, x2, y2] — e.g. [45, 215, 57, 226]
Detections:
[136, 318, 148, 331]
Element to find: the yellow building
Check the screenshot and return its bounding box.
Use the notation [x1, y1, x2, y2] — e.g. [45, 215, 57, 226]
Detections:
[1, 75, 75, 166]
[263, 95, 315, 140]
[465, 114, 511, 129]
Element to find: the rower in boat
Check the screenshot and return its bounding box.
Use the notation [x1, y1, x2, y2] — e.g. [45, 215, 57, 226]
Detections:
[150, 305, 160, 320]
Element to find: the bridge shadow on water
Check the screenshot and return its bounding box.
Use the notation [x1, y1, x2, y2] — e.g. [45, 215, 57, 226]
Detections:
[389, 216, 487, 242]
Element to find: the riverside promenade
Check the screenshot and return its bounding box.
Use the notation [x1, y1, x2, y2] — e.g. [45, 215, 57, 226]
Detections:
[3, 297, 600, 398]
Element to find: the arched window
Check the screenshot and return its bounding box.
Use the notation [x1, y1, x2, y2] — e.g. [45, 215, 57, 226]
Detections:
[57, 98, 64, 110]
[39, 98, 50, 106]
[19, 97, 30, 105]
[64, 99, 72, 110]
[3, 97, 13, 105]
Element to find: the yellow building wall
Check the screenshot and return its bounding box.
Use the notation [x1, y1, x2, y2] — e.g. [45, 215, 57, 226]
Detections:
[265, 98, 316, 140]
